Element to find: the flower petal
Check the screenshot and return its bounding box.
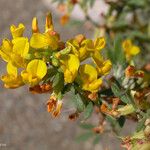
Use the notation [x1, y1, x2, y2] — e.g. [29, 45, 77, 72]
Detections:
[30, 33, 50, 49]
[1, 75, 23, 89]
[10, 23, 25, 38]
[7, 62, 17, 77]
[94, 37, 106, 50]
[12, 37, 29, 57]
[79, 64, 97, 83]
[88, 78, 102, 92]
[92, 51, 104, 67]
[83, 39, 94, 51]
[60, 54, 79, 83]
[122, 39, 132, 51]
[0, 39, 12, 62]
[30, 33, 59, 50]
[130, 46, 140, 55]
[26, 59, 47, 79]
[97, 60, 112, 75]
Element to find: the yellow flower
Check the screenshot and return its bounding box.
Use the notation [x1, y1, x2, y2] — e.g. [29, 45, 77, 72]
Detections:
[0, 39, 13, 62]
[1, 62, 24, 88]
[0, 37, 29, 68]
[12, 37, 29, 67]
[67, 39, 87, 60]
[21, 59, 47, 86]
[60, 54, 80, 83]
[67, 36, 105, 61]
[94, 37, 106, 50]
[92, 51, 112, 75]
[30, 13, 59, 50]
[97, 60, 112, 75]
[79, 64, 103, 92]
[30, 32, 59, 50]
[83, 37, 106, 52]
[122, 39, 140, 60]
[12, 37, 29, 56]
[10, 23, 25, 38]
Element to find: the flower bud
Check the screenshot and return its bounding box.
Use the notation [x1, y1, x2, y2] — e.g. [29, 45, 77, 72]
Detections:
[32, 17, 39, 33]
[52, 100, 63, 117]
[125, 65, 135, 77]
[45, 12, 54, 32]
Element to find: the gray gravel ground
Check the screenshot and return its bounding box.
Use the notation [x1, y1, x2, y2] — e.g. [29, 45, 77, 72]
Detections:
[0, 0, 135, 150]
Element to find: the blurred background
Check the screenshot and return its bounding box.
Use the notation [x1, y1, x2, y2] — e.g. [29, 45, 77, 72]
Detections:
[0, 0, 136, 149]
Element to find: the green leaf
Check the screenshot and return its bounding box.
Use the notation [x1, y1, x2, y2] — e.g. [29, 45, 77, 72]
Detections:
[106, 37, 115, 64]
[80, 123, 94, 130]
[99, 88, 114, 97]
[93, 135, 100, 145]
[107, 35, 126, 66]
[106, 115, 124, 132]
[130, 31, 150, 42]
[111, 83, 129, 104]
[52, 0, 65, 3]
[136, 117, 146, 132]
[113, 35, 125, 65]
[52, 72, 60, 87]
[127, 0, 146, 8]
[117, 116, 126, 128]
[111, 83, 134, 105]
[80, 0, 88, 8]
[146, 109, 150, 116]
[47, 68, 57, 77]
[106, 115, 117, 126]
[43, 67, 57, 83]
[121, 95, 132, 105]
[112, 21, 128, 30]
[76, 131, 94, 142]
[111, 83, 120, 97]
[89, 0, 95, 7]
[52, 72, 64, 94]
[62, 83, 72, 94]
[67, 19, 83, 27]
[83, 102, 93, 120]
[74, 94, 85, 112]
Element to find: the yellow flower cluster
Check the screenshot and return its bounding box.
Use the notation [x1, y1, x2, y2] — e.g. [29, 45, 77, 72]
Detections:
[59, 35, 112, 92]
[0, 13, 112, 93]
[122, 39, 140, 60]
